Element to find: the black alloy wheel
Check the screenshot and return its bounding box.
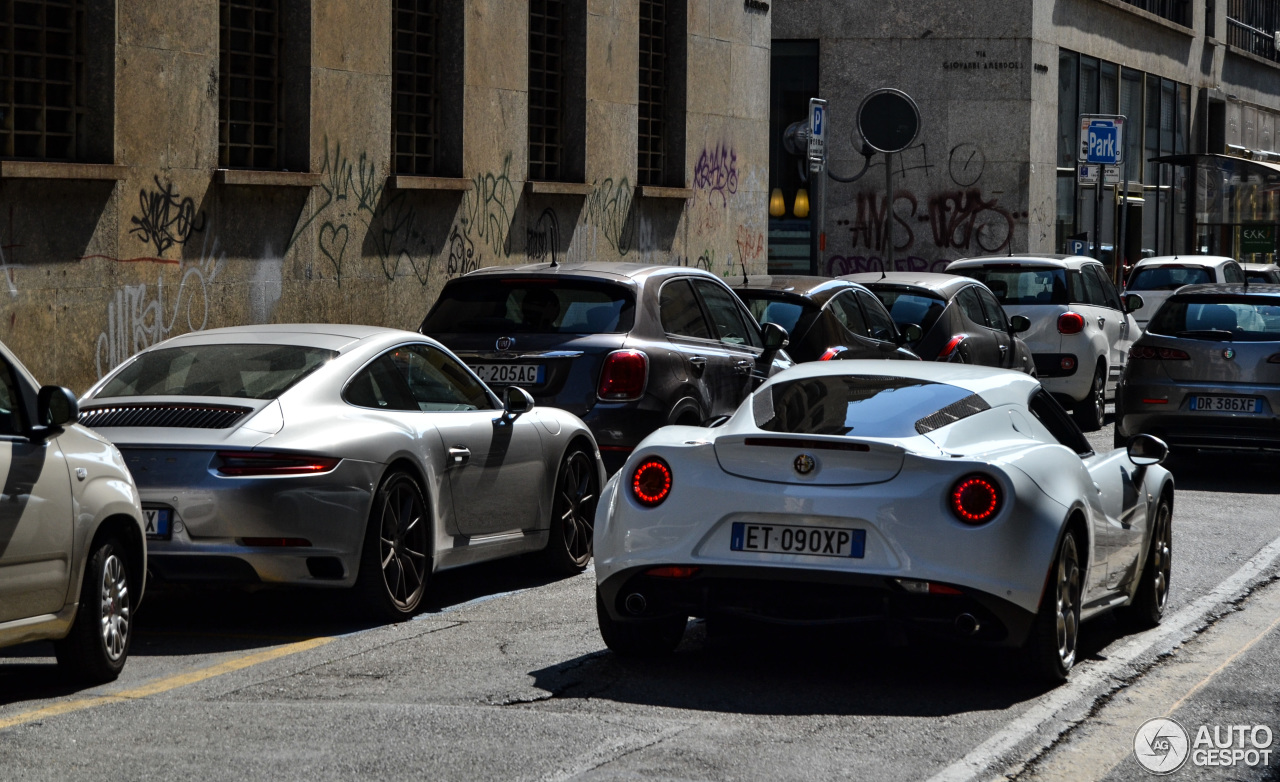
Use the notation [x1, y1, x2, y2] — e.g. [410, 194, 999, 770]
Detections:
[1127, 496, 1172, 629]
[1027, 531, 1082, 683]
[543, 447, 598, 574]
[357, 471, 430, 621]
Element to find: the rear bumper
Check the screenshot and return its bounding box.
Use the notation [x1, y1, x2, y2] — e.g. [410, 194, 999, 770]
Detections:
[1119, 380, 1280, 450]
[598, 565, 1036, 646]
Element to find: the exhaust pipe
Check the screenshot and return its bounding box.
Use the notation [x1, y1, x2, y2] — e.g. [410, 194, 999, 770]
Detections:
[955, 613, 980, 637]
[624, 593, 648, 616]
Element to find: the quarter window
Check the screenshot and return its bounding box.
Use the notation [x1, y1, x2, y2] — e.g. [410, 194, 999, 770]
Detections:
[694, 280, 761, 348]
[344, 355, 417, 411]
[659, 279, 711, 339]
[1027, 389, 1092, 456]
[1223, 263, 1245, 284]
[1081, 265, 1109, 308]
[857, 290, 898, 341]
[976, 288, 1009, 331]
[390, 344, 494, 411]
[829, 293, 868, 337]
[956, 287, 988, 327]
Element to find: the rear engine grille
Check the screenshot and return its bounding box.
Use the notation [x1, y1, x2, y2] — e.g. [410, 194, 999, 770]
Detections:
[79, 404, 252, 430]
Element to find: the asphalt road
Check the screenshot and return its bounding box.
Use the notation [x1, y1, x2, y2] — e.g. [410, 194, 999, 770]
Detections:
[3, 418, 1280, 781]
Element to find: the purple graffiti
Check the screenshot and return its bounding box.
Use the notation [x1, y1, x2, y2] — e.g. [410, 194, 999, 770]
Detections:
[693, 142, 738, 207]
[824, 255, 952, 276]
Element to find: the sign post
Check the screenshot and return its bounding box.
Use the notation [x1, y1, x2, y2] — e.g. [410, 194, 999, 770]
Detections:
[808, 98, 828, 276]
[1078, 114, 1126, 271]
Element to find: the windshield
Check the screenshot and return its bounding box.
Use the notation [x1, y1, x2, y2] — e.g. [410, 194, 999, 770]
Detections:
[1127, 265, 1213, 291]
[420, 279, 635, 334]
[754, 375, 985, 438]
[1147, 296, 1280, 341]
[99, 344, 336, 399]
[962, 267, 1069, 305]
[866, 287, 946, 335]
[740, 294, 807, 334]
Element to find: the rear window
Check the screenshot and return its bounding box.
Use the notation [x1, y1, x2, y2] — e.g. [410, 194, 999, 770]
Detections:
[739, 293, 808, 334]
[99, 344, 335, 399]
[1147, 296, 1280, 341]
[1127, 265, 1213, 291]
[866, 286, 946, 335]
[753, 375, 986, 438]
[962, 266, 1069, 305]
[420, 279, 635, 334]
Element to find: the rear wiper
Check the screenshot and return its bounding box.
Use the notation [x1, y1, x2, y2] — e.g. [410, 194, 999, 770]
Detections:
[1174, 329, 1234, 340]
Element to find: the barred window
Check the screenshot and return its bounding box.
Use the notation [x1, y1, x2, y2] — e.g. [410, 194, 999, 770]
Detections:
[1227, 0, 1280, 63]
[638, 0, 666, 187]
[0, 0, 84, 160]
[219, 0, 285, 169]
[528, 0, 564, 181]
[393, 0, 440, 176]
[1116, 0, 1190, 25]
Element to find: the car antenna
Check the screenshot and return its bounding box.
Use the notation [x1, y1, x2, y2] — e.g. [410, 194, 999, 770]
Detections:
[740, 254, 748, 286]
[879, 259, 887, 280]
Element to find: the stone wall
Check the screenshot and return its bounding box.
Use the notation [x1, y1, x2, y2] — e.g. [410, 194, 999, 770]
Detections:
[0, 0, 770, 393]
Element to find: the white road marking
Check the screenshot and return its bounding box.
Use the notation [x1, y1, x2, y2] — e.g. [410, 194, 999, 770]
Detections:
[925, 532, 1280, 782]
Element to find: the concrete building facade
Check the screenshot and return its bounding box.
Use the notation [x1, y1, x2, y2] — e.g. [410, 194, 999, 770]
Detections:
[0, 0, 771, 393]
[769, 0, 1280, 278]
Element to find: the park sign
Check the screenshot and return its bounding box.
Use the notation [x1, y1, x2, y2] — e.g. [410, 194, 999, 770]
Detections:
[1078, 114, 1125, 165]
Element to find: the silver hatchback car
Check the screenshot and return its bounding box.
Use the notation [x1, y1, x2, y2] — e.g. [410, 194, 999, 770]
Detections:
[1116, 283, 1280, 450]
[0, 341, 147, 683]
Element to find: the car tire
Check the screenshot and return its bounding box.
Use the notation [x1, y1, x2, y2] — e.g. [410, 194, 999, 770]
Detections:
[541, 446, 598, 575]
[355, 470, 430, 622]
[1125, 494, 1172, 630]
[1112, 391, 1127, 449]
[596, 592, 686, 657]
[1025, 530, 1082, 683]
[1074, 364, 1106, 432]
[54, 536, 133, 684]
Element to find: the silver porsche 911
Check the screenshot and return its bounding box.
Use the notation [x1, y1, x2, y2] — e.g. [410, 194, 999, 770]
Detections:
[80, 325, 603, 620]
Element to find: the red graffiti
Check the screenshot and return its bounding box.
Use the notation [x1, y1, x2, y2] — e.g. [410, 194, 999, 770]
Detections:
[735, 226, 764, 262]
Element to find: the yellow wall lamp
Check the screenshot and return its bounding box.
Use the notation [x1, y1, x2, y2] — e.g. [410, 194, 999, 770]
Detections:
[769, 187, 810, 219]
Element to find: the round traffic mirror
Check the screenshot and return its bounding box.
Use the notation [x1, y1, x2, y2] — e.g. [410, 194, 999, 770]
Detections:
[857, 88, 921, 153]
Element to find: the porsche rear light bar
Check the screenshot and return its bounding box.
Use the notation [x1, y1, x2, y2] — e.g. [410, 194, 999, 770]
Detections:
[631, 458, 672, 507]
[214, 451, 341, 477]
[950, 474, 1001, 525]
[1057, 312, 1085, 335]
[598, 349, 648, 401]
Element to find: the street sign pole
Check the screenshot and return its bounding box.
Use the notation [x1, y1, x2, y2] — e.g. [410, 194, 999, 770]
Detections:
[1078, 114, 1126, 266]
[885, 152, 894, 273]
[807, 98, 828, 276]
[1094, 170, 1104, 262]
[1117, 161, 1130, 286]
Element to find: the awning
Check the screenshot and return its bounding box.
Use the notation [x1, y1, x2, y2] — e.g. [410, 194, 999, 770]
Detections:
[1150, 152, 1280, 177]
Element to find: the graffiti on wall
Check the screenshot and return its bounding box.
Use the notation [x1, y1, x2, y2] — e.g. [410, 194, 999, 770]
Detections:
[824, 255, 950, 276]
[527, 208, 560, 265]
[129, 177, 206, 257]
[583, 177, 633, 256]
[458, 153, 518, 265]
[693, 142, 739, 208]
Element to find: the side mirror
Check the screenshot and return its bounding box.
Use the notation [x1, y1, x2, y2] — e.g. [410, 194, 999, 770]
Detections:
[761, 322, 789, 351]
[900, 323, 924, 343]
[37, 385, 79, 428]
[503, 385, 534, 417]
[1124, 293, 1145, 312]
[1009, 315, 1031, 333]
[1126, 433, 1168, 466]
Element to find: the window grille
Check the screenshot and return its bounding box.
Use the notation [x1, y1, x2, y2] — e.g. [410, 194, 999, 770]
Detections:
[1227, 0, 1280, 63]
[1116, 0, 1190, 25]
[0, 0, 83, 160]
[393, 0, 440, 176]
[528, 0, 564, 181]
[638, 0, 666, 187]
[219, 0, 284, 169]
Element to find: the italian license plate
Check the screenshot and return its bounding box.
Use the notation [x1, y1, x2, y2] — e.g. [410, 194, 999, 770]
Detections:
[143, 508, 172, 541]
[1191, 396, 1260, 413]
[470, 363, 545, 385]
[730, 522, 865, 558]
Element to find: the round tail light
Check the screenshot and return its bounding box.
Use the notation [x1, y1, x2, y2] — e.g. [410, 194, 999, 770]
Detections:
[1057, 312, 1085, 335]
[950, 475, 1001, 525]
[632, 458, 672, 507]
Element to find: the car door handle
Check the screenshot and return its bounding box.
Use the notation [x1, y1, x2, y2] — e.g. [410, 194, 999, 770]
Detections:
[998, 345, 1008, 355]
[1093, 481, 1103, 494]
[688, 356, 707, 374]
[734, 359, 752, 374]
[448, 446, 471, 468]
[1098, 317, 1106, 328]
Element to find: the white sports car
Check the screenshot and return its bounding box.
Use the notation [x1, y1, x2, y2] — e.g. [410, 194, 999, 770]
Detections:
[594, 361, 1175, 681]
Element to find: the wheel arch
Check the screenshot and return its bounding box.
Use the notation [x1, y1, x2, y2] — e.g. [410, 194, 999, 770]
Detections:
[86, 513, 147, 609]
[666, 395, 704, 426]
[1038, 506, 1091, 610]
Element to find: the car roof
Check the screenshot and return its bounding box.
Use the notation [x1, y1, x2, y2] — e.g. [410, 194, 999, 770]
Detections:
[457, 261, 722, 284]
[842, 271, 975, 297]
[731, 275, 865, 303]
[758, 359, 1039, 409]
[1242, 263, 1279, 271]
[947, 254, 1098, 270]
[1168, 283, 1280, 298]
[156, 324, 425, 353]
[1133, 255, 1237, 269]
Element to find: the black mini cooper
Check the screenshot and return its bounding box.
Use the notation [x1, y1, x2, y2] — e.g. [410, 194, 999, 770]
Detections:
[420, 263, 791, 472]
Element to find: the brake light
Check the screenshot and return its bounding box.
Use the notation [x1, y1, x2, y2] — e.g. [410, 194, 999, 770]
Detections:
[1128, 345, 1190, 360]
[950, 474, 1001, 524]
[819, 346, 848, 361]
[631, 458, 672, 507]
[938, 335, 965, 360]
[645, 566, 699, 578]
[214, 451, 341, 477]
[1057, 312, 1085, 334]
[598, 349, 648, 401]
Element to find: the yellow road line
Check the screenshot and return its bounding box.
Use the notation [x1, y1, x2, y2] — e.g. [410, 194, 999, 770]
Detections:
[1163, 612, 1280, 716]
[0, 636, 334, 731]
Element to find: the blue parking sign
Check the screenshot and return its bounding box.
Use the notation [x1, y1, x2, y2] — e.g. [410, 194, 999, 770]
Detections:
[1078, 115, 1125, 165]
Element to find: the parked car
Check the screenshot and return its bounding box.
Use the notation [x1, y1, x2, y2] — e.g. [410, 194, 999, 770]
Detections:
[946, 255, 1141, 432]
[1125, 256, 1245, 330]
[1243, 263, 1280, 284]
[420, 263, 792, 473]
[842, 272, 1034, 373]
[593, 361, 1175, 682]
[79, 325, 603, 621]
[730, 275, 920, 362]
[1115, 283, 1280, 451]
[0, 341, 146, 683]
